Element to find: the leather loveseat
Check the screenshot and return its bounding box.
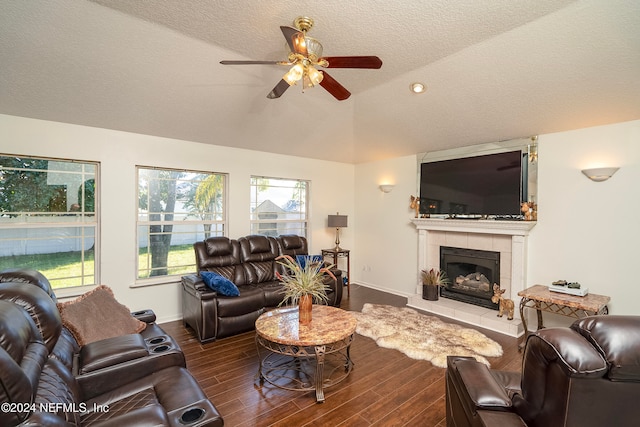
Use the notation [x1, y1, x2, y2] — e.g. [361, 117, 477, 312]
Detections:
[181, 234, 342, 343]
[0, 268, 223, 427]
[445, 315, 640, 427]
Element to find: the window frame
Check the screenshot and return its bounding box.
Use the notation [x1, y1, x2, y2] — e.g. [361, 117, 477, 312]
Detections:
[0, 153, 100, 294]
[249, 175, 310, 238]
[135, 165, 227, 285]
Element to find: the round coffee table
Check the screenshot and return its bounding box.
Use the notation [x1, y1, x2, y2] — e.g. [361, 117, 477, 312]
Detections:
[255, 305, 357, 403]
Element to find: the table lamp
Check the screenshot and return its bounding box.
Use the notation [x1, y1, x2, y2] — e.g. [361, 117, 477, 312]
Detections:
[327, 213, 348, 251]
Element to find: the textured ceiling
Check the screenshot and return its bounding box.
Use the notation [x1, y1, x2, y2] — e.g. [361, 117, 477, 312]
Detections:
[1, 0, 639, 163]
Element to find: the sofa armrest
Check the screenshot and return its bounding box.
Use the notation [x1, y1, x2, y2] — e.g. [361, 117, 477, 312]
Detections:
[76, 333, 185, 400]
[182, 273, 218, 300]
[449, 356, 512, 410]
[131, 308, 156, 323]
[446, 356, 515, 427]
[477, 410, 527, 426]
[323, 268, 343, 307]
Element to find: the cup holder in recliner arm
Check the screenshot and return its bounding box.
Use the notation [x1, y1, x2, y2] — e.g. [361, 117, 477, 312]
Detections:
[152, 344, 170, 353]
[147, 336, 166, 345]
[179, 407, 205, 424]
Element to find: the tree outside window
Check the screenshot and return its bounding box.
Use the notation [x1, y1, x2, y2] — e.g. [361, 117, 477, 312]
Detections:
[0, 155, 98, 289]
[137, 167, 226, 280]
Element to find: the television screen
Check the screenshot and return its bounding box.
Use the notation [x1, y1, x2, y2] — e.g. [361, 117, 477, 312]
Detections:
[419, 151, 524, 216]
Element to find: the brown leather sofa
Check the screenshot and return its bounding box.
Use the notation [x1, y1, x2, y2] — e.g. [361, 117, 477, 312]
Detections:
[445, 315, 640, 427]
[0, 268, 223, 427]
[181, 234, 342, 343]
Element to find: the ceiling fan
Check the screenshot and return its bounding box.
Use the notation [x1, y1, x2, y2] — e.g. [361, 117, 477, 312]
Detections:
[220, 16, 382, 101]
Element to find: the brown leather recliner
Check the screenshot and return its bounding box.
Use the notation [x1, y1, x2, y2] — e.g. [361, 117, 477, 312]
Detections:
[182, 234, 342, 342]
[0, 269, 187, 397]
[445, 315, 640, 427]
[0, 274, 224, 426]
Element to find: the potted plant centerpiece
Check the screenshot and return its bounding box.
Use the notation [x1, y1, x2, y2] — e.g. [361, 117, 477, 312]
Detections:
[276, 255, 336, 325]
[421, 268, 450, 301]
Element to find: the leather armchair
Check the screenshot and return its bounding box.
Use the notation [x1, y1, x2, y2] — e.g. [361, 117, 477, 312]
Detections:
[445, 315, 640, 427]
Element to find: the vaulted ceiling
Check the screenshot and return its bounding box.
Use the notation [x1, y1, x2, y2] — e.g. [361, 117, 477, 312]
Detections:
[1, 0, 639, 163]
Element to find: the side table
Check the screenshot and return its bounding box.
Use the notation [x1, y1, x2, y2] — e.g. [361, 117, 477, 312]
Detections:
[321, 248, 350, 296]
[517, 284, 610, 350]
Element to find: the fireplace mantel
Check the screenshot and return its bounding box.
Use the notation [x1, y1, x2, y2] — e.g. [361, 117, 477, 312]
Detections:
[411, 218, 536, 236]
[408, 218, 536, 337]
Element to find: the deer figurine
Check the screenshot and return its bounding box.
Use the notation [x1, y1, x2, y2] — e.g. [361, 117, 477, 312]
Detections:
[409, 195, 420, 218]
[491, 284, 515, 320]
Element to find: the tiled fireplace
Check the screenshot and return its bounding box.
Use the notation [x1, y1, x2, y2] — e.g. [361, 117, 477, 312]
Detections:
[407, 218, 536, 337]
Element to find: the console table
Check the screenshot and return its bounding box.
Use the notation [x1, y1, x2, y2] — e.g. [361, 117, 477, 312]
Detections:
[321, 248, 350, 296]
[255, 305, 357, 403]
[518, 285, 610, 349]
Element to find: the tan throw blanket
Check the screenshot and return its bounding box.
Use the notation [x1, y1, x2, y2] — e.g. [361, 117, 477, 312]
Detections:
[352, 303, 503, 368]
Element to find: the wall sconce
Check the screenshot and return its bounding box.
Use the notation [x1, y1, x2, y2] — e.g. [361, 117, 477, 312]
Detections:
[581, 167, 620, 182]
[379, 184, 395, 193]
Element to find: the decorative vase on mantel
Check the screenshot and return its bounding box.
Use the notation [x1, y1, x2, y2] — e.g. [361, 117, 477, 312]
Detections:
[298, 294, 313, 325]
[421, 268, 450, 301]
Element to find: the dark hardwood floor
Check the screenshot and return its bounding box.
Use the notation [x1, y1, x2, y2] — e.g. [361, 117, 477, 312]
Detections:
[160, 284, 523, 426]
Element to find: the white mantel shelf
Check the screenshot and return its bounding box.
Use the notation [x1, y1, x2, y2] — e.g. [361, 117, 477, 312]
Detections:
[411, 218, 536, 236]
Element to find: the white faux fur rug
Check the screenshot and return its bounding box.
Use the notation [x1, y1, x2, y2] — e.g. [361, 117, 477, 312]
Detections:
[352, 303, 503, 368]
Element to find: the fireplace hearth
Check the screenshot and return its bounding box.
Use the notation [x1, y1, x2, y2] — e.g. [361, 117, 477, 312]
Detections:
[440, 246, 500, 310]
[410, 218, 534, 337]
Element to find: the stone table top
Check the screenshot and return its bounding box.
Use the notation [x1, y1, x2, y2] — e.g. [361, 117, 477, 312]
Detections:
[518, 285, 610, 312]
[255, 305, 357, 346]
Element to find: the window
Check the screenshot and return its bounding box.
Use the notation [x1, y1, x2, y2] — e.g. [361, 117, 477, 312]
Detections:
[250, 176, 308, 237]
[137, 167, 226, 281]
[0, 154, 99, 290]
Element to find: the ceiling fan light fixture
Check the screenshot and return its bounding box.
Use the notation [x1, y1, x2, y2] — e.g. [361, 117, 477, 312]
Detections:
[305, 66, 324, 87]
[284, 36, 323, 59]
[283, 63, 304, 85]
[221, 16, 382, 101]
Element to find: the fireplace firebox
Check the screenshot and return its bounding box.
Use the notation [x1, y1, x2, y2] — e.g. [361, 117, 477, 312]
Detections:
[440, 246, 500, 310]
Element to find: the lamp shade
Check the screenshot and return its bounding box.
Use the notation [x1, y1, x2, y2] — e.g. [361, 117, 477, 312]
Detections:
[328, 214, 348, 228]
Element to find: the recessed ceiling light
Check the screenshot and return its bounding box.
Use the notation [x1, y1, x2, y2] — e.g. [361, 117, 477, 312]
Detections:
[410, 82, 426, 94]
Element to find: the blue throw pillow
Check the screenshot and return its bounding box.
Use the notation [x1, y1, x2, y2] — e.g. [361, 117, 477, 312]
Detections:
[295, 255, 323, 269]
[200, 271, 240, 297]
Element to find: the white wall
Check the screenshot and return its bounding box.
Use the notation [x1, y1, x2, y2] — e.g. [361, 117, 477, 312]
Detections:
[528, 120, 640, 316]
[3, 114, 639, 323]
[353, 155, 419, 295]
[353, 120, 640, 317]
[0, 114, 355, 322]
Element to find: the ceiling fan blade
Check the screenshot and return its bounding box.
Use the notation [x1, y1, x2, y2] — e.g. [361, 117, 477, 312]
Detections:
[280, 26, 308, 55]
[320, 56, 383, 69]
[220, 60, 288, 65]
[267, 79, 291, 99]
[319, 71, 351, 101]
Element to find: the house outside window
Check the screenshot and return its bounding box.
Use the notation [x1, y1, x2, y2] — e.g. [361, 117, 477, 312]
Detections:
[137, 167, 226, 281]
[0, 154, 99, 290]
[250, 176, 308, 237]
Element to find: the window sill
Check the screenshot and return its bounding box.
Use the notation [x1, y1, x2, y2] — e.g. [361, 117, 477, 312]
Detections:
[54, 284, 98, 301]
[132, 275, 184, 288]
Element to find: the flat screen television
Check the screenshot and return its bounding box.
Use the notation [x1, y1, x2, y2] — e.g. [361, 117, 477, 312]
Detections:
[419, 150, 527, 217]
